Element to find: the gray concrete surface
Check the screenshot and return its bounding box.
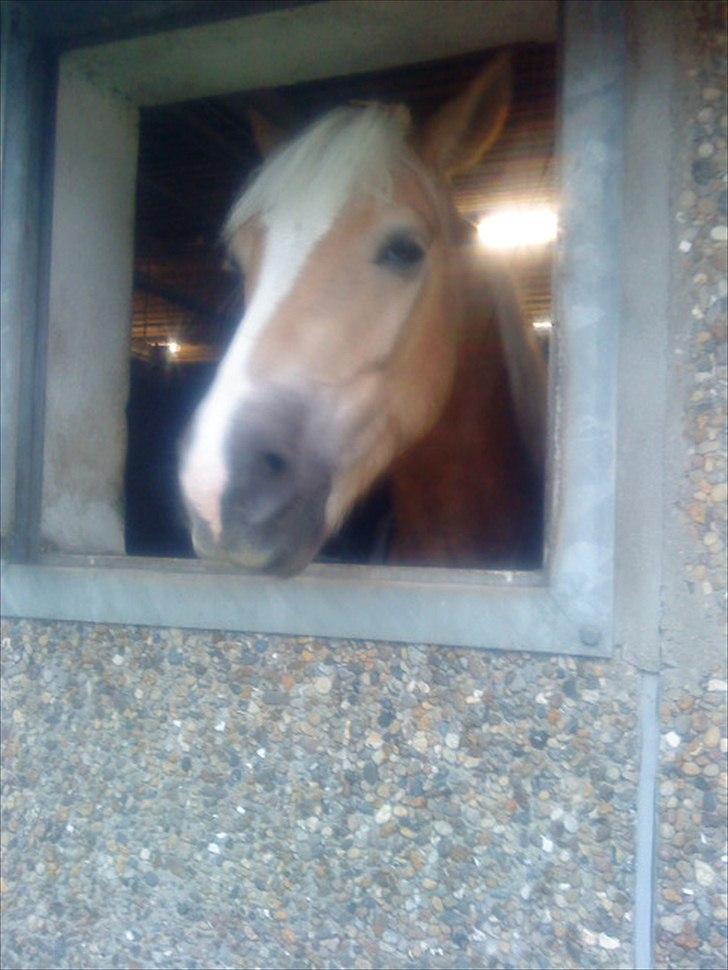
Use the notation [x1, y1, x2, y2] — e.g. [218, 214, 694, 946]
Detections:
[40, 63, 137, 555]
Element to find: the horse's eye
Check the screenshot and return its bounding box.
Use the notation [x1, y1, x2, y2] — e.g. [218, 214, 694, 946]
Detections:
[375, 233, 426, 273]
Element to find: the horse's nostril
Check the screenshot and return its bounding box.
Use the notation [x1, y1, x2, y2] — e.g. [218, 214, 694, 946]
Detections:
[261, 450, 288, 476]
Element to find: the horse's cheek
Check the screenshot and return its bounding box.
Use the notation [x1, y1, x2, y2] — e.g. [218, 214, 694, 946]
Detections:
[389, 304, 457, 445]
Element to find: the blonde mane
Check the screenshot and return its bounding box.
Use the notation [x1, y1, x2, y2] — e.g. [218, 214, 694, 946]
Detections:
[225, 105, 437, 240]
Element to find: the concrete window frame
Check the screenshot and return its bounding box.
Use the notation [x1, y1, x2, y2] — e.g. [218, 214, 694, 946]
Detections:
[1, 0, 624, 656]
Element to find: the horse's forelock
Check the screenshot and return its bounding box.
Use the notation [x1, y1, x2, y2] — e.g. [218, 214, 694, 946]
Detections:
[224, 106, 439, 244]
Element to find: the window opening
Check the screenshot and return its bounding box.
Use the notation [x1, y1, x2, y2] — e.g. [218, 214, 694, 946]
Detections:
[124, 44, 557, 570]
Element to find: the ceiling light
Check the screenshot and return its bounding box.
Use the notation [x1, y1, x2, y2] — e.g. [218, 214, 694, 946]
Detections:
[477, 205, 558, 251]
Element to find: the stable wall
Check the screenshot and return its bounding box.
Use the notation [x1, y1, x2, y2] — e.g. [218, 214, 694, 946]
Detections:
[1, 3, 726, 969]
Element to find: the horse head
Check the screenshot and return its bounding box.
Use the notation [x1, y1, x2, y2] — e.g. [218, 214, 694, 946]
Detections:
[179, 53, 515, 574]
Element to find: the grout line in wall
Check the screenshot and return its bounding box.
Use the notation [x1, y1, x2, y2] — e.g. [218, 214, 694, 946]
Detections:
[634, 670, 660, 970]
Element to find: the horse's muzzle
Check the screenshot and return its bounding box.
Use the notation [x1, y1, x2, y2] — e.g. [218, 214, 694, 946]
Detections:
[181, 391, 332, 575]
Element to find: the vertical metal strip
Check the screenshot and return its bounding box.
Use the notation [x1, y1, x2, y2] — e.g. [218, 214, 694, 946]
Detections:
[3, 9, 58, 562]
[635, 671, 660, 969]
[549, 0, 625, 644]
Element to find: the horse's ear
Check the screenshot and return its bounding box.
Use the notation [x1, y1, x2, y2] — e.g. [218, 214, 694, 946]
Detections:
[247, 108, 287, 158]
[416, 51, 512, 179]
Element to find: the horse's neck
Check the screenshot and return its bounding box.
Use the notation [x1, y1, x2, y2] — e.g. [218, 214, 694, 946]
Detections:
[461, 256, 546, 470]
[386, 259, 545, 568]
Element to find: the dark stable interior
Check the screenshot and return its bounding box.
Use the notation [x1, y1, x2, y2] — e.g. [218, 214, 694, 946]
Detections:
[125, 45, 556, 567]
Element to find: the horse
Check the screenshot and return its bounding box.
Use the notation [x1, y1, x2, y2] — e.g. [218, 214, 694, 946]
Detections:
[178, 52, 547, 575]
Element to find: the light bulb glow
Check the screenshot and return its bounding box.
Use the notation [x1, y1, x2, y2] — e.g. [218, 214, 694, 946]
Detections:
[477, 205, 558, 250]
[167, 340, 180, 355]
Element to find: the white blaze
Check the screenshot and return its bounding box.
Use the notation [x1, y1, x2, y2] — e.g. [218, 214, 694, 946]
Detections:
[179, 220, 328, 538]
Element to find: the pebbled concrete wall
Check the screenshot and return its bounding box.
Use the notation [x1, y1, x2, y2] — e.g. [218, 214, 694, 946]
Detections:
[0, 620, 640, 970]
[655, 2, 727, 968]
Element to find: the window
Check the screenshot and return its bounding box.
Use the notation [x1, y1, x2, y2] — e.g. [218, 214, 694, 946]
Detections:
[125, 45, 557, 568]
[1, 0, 623, 656]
